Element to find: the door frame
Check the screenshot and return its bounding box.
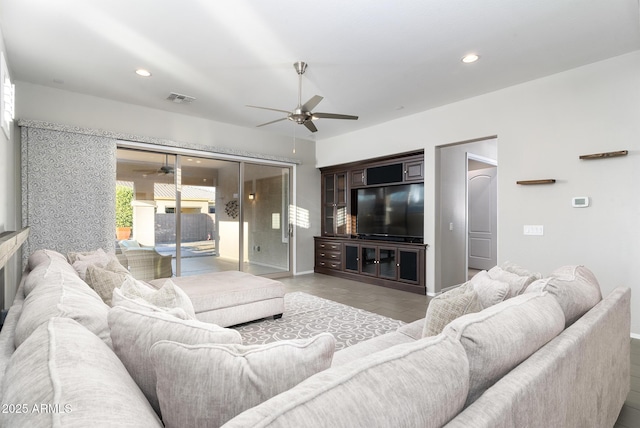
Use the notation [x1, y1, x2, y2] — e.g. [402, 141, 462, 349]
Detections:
[116, 141, 295, 278]
[465, 152, 498, 279]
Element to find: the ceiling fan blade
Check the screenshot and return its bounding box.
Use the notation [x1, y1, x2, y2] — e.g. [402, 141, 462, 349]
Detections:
[312, 112, 359, 120]
[246, 105, 291, 114]
[301, 95, 323, 112]
[256, 117, 288, 128]
[303, 121, 318, 133]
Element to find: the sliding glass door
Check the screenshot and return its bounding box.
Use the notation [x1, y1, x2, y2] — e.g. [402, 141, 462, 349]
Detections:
[116, 147, 291, 279]
[242, 163, 291, 276]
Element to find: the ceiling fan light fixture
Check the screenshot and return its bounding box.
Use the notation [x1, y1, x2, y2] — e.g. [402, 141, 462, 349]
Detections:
[461, 54, 480, 64]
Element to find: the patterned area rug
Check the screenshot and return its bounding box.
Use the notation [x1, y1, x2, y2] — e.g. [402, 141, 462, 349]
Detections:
[231, 292, 406, 350]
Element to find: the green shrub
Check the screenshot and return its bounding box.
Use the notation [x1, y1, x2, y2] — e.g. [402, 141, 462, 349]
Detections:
[115, 185, 134, 228]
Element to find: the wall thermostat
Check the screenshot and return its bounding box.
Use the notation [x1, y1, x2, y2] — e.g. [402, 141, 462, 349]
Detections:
[572, 196, 590, 208]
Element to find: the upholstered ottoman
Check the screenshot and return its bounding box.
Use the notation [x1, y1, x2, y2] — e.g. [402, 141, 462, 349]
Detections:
[149, 271, 285, 327]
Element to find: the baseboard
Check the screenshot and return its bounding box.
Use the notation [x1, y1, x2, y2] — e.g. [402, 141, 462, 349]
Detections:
[295, 270, 314, 276]
[631, 332, 640, 340]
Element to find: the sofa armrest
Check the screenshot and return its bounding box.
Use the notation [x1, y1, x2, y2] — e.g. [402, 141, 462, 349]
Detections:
[445, 286, 631, 428]
[0, 303, 21, 385]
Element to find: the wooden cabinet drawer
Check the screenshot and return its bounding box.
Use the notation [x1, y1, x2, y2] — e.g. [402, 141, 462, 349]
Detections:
[316, 249, 341, 262]
[315, 259, 342, 270]
[315, 239, 342, 271]
[316, 241, 341, 252]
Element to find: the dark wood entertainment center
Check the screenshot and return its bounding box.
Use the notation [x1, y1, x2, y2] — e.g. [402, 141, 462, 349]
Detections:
[315, 150, 427, 294]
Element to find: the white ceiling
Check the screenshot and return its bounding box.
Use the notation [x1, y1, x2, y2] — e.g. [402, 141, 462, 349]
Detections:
[1, 0, 639, 140]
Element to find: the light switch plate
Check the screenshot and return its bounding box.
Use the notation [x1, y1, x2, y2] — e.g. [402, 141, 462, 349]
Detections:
[523, 225, 544, 236]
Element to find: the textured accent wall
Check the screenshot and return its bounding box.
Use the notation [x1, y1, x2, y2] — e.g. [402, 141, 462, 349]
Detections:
[21, 126, 117, 258]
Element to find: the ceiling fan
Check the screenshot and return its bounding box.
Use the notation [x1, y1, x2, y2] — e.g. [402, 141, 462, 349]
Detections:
[247, 61, 358, 133]
[134, 154, 174, 176]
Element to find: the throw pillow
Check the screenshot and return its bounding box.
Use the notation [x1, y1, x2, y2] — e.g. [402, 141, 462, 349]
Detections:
[67, 248, 107, 264]
[469, 270, 509, 309]
[500, 261, 542, 280]
[487, 266, 537, 298]
[443, 292, 565, 407]
[1, 317, 162, 427]
[108, 306, 243, 417]
[150, 333, 336, 428]
[85, 262, 131, 305]
[111, 287, 193, 319]
[69, 248, 113, 279]
[120, 276, 196, 319]
[422, 283, 482, 337]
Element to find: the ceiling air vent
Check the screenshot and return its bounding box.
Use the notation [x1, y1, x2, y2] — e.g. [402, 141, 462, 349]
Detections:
[166, 92, 196, 104]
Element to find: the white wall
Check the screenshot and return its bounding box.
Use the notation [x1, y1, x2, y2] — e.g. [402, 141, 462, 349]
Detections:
[318, 51, 640, 336]
[14, 82, 321, 274]
[0, 27, 21, 310]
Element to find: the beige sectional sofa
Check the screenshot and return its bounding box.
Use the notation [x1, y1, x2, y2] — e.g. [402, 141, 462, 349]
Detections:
[0, 249, 630, 428]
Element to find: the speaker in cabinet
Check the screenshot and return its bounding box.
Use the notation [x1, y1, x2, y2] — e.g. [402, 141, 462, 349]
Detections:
[366, 163, 404, 185]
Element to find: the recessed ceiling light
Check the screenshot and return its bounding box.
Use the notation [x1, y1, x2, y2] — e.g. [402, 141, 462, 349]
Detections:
[135, 69, 152, 77]
[462, 54, 479, 64]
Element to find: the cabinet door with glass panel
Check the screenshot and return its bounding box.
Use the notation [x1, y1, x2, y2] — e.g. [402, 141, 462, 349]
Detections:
[360, 245, 398, 280]
[322, 171, 348, 236]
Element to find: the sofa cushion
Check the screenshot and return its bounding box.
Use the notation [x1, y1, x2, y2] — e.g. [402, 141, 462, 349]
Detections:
[151, 271, 285, 315]
[15, 270, 112, 349]
[86, 261, 131, 305]
[488, 265, 537, 298]
[443, 291, 565, 407]
[470, 270, 509, 309]
[396, 318, 426, 340]
[23, 257, 82, 297]
[120, 276, 196, 318]
[331, 330, 416, 367]
[150, 333, 336, 428]
[223, 335, 469, 428]
[423, 283, 482, 337]
[525, 265, 602, 327]
[0, 317, 162, 427]
[26, 248, 67, 271]
[108, 306, 243, 416]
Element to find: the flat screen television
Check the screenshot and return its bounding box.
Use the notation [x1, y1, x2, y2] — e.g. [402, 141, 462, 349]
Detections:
[355, 183, 424, 240]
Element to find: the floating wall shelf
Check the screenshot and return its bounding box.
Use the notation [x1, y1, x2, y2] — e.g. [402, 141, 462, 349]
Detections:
[0, 227, 30, 270]
[579, 150, 628, 160]
[516, 179, 556, 185]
